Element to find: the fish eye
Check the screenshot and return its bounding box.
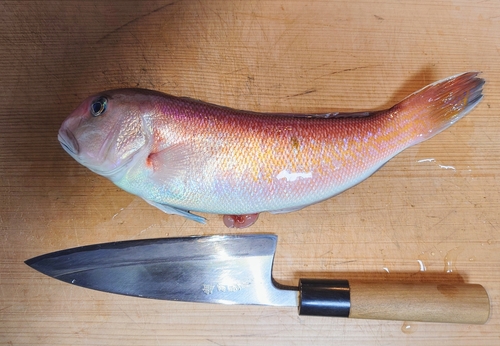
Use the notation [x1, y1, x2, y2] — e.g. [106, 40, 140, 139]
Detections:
[90, 97, 108, 117]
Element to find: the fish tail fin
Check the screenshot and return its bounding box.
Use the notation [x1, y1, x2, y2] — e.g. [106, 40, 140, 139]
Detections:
[396, 72, 484, 145]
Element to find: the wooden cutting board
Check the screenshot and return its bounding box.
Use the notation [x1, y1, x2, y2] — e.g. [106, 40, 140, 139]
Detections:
[1, 1, 499, 345]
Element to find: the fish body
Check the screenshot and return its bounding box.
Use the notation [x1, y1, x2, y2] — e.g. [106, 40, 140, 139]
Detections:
[58, 72, 484, 224]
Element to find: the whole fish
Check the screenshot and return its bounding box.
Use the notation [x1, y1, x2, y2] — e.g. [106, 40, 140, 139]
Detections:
[58, 72, 484, 228]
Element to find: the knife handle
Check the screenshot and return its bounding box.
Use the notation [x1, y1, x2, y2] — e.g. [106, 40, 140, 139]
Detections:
[298, 279, 490, 324]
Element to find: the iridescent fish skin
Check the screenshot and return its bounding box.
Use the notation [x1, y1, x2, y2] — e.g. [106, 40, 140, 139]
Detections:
[58, 72, 484, 224]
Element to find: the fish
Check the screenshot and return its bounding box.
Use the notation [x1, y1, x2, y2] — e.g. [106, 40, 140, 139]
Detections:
[58, 72, 484, 228]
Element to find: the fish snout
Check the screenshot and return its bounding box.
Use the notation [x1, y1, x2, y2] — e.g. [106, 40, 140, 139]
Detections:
[58, 127, 79, 156]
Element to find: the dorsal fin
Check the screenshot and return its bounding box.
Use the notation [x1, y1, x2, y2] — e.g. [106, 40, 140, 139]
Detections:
[177, 96, 378, 119]
[295, 111, 375, 119]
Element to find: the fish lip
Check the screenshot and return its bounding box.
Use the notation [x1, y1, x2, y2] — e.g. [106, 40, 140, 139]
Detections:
[57, 129, 131, 178]
[58, 127, 79, 156]
[57, 125, 136, 179]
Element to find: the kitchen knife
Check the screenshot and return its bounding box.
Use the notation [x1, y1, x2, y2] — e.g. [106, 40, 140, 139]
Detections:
[25, 234, 490, 324]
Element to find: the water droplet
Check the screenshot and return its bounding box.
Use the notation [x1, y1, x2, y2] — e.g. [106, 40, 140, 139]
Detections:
[417, 259, 426, 272]
[112, 207, 125, 220]
[382, 267, 390, 273]
[444, 246, 464, 273]
[469, 257, 476, 262]
[401, 321, 417, 334]
[431, 252, 435, 256]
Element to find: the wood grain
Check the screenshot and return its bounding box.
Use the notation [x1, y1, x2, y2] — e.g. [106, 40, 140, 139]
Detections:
[348, 282, 490, 324]
[1, 1, 499, 345]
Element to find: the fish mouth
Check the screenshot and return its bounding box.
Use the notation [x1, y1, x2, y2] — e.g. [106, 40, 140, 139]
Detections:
[57, 126, 133, 179]
[58, 127, 79, 157]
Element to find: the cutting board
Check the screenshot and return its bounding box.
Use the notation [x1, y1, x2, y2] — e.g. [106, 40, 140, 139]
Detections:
[1, 1, 499, 345]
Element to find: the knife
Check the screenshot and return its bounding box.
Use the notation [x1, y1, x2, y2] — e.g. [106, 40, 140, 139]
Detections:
[25, 234, 490, 324]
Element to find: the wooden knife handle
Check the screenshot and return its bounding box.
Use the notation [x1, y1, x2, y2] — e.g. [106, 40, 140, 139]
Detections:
[298, 279, 490, 324]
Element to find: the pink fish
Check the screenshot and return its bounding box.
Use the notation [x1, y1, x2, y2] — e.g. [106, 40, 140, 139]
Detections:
[58, 72, 484, 228]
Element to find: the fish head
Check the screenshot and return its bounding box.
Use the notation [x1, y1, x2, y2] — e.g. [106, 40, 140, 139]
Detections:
[58, 90, 150, 178]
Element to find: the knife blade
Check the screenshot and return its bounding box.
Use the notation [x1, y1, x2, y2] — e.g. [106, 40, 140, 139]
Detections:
[25, 234, 490, 324]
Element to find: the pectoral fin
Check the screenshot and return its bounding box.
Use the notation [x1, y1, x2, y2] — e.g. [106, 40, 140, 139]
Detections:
[147, 143, 195, 184]
[142, 143, 207, 223]
[144, 198, 206, 224]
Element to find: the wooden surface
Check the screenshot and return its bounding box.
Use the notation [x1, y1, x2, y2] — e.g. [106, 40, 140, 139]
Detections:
[1, 1, 499, 345]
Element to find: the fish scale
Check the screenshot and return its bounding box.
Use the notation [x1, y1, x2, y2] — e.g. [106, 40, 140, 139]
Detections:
[57, 72, 484, 225]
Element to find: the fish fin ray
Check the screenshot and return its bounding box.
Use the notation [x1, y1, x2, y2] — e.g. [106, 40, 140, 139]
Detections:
[143, 198, 206, 223]
[269, 205, 307, 214]
[266, 111, 375, 119]
[178, 95, 376, 119]
[398, 72, 484, 145]
[148, 143, 194, 184]
[300, 111, 374, 119]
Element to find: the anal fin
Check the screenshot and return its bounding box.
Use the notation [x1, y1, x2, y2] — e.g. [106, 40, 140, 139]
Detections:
[269, 205, 307, 214]
[143, 198, 206, 224]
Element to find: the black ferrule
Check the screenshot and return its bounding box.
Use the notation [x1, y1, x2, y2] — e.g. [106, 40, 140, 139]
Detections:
[298, 279, 350, 317]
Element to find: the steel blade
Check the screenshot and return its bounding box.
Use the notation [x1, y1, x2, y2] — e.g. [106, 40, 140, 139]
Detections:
[25, 234, 297, 307]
